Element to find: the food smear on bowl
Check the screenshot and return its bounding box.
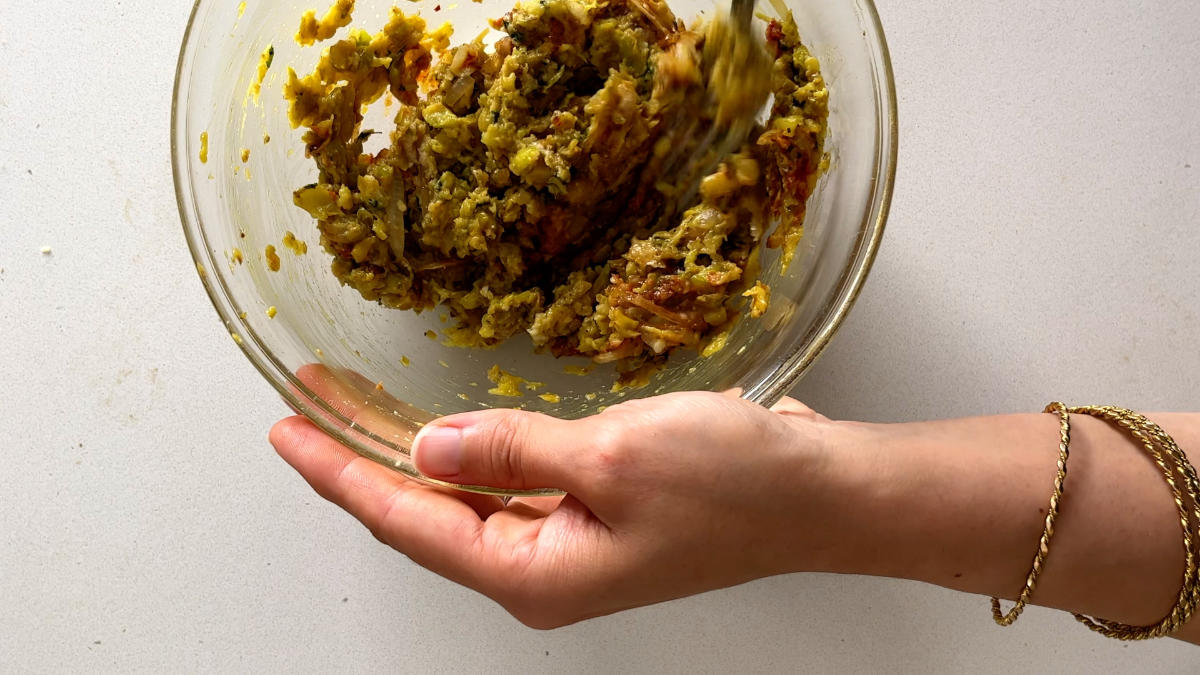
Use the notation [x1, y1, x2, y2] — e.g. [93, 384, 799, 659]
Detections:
[286, 0, 828, 388]
[487, 365, 544, 397]
[296, 0, 357, 46]
[282, 231, 309, 255]
[742, 280, 769, 318]
[265, 245, 281, 271]
[248, 45, 275, 104]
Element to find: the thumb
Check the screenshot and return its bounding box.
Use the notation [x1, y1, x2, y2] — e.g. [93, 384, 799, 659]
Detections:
[412, 409, 583, 491]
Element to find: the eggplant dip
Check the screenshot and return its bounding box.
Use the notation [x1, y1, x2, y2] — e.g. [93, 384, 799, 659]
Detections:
[286, 0, 827, 386]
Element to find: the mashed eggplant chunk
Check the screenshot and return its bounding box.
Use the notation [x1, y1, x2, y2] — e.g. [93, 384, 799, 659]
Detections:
[286, 0, 827, 386]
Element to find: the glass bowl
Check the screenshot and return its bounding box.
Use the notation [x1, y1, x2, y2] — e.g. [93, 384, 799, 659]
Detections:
[171, 0, 896, 496]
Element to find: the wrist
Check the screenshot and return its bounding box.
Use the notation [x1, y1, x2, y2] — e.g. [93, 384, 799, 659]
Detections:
[785, 415, 1069, 593]
[765, 417, 896, 577]
[810, 419, 949, 580]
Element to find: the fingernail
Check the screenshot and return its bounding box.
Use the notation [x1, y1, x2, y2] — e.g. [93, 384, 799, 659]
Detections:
[414, 426, 463, 478]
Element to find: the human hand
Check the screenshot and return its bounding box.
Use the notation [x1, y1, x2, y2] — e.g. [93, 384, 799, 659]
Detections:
[269, 388, 843, 628]
[271, 370, 1200, 644]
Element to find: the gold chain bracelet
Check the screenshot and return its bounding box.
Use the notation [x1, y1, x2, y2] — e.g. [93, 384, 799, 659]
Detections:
[991, 401, 1072, 626]
[992, 403, 1200, 640]
[1067, 406, 1200, 640]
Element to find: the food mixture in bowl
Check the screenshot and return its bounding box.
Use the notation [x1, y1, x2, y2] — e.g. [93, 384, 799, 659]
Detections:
[286, 0, 828, 387]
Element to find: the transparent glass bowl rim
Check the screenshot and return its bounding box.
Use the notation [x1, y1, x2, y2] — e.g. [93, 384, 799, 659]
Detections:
[170, 0, 898, 496]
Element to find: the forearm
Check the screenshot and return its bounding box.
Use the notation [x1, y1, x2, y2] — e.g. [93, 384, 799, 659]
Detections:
[797, 412, 1200, 644]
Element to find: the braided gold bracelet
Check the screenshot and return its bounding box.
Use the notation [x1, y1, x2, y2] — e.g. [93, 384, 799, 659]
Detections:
[991, 401, 1072, 626]
[991, 404, 1200, 640]
[1067, 405, 1200, 640]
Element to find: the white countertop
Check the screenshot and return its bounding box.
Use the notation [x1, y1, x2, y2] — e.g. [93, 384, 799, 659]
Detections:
[2, 0, 1198, 671]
